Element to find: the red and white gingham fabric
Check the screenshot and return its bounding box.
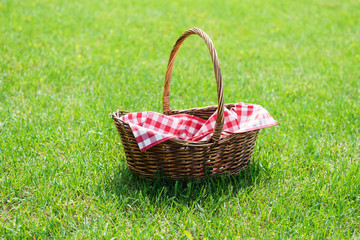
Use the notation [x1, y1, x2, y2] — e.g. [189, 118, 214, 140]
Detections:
[119, 102, 277, 152]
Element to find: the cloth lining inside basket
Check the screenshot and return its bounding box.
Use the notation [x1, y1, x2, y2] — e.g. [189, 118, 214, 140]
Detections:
[119, 102, 277, 152]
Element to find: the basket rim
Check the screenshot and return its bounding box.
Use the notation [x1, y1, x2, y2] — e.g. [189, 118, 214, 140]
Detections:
[110, 103, 259, 146]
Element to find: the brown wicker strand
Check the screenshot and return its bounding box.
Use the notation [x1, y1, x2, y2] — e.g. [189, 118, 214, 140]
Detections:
[163, 27, 224, 142]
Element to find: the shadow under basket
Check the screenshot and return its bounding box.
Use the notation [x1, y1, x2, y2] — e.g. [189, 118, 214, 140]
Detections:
[111, 28, 260, 180]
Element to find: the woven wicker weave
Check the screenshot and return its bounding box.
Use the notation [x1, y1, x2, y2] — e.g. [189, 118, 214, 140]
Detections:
[111, 28, 259, 180]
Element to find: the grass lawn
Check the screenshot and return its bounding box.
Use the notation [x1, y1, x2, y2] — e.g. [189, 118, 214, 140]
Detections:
[1, 0, 359, 238]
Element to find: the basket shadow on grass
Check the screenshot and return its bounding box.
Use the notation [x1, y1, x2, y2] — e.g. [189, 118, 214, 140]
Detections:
[103, 158, 265, 207]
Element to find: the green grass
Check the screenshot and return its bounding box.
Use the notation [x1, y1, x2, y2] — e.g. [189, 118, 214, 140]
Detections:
[1, 0, 359, 238]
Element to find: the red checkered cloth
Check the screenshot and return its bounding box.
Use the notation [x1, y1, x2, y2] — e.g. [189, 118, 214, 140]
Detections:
[119, 102, 277, 151]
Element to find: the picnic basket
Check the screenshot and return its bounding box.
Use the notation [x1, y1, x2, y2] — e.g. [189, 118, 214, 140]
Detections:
[111, 27, 259, 179]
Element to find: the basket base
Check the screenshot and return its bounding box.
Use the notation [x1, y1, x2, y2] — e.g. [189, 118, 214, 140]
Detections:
[122, 130, 259, 180]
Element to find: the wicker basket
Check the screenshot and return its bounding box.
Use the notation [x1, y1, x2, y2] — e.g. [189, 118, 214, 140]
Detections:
[111, 28, 259, 180]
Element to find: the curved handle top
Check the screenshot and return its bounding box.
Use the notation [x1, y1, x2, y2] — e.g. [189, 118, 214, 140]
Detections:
[163, 27, 224, 142]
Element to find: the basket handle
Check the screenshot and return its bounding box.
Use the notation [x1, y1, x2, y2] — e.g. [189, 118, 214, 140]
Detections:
[163, 27, 224, 142]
